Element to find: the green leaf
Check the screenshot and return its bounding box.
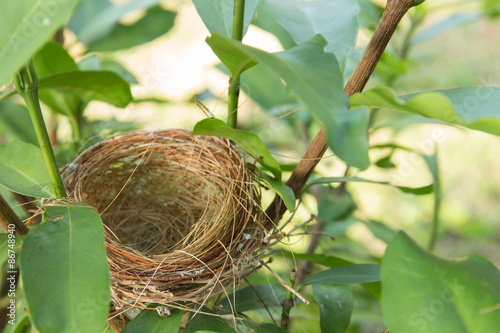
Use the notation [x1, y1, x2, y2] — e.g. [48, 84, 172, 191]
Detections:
[33, 42, 81, 118]
[273, 250, 353, 268]
[398, 184, 434, 195]
[262, 0, 360, 70]
[78, 55, 138, 84]
[206, 37, 257, 74]
[217, 284, 285, 312]
[33, 42, 78, 76]
[362, 221, 397, 244]
[252, 1, 296, 50]
[0, 102, 38, 146]
[86, 6, 176, 53]
[259, 173, 295, 212]
[193, 0, 259, 38]
[0, 0, 80, 86]
[412, 12, 481, 44]
[185, 310, 236, 333]
[252, 323, 290, 333]
[313, 284, 354, 333]
[206, 34, 368, 169]
[381, 231, 500, 332]
[69, 0, 163, 43]
[20, 203, 110, 333]
[39, 71, 132, 108]
[375, 153, 396, 169]
[299, 264, 380, 288]
[239, 65, 296, 110]
[192, 117, 282, 179]
[0, 140, 54, 197]
[304, 176, 433, 196]
[305, 177, 385, 193]
[122, 308, 183, 333]
[351, 86, 500, 137]
[318, 190, 356, 222]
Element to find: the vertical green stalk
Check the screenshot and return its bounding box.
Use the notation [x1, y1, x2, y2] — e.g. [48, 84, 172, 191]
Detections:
[427, 186, 441, 252]
[227, 0, 246, 128]
[14, 61, 67, 198]
[280, 269, 297, 328]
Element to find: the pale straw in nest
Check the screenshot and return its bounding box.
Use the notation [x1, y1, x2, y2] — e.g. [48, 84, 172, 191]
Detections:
[61, 129, 269, 314]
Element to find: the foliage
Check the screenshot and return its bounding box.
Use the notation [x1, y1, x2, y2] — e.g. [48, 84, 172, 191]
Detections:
[0, 0, 499, 332]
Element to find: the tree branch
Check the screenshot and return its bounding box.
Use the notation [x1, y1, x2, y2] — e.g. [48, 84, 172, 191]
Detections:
[0, 194, 29, 235]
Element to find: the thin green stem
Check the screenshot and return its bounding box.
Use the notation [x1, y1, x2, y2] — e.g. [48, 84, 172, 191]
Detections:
[227, 0, 246, 128]
[227, 71, 241, 129]
[232, 0, 246, 42]
[14, 61, 67, 198]
[427, 181, 441, 252]
[280, 269, 297, 329]
[399, 14, 423, 59]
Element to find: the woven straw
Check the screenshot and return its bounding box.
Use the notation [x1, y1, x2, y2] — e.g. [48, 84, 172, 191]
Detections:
[61, 129, 269, 312]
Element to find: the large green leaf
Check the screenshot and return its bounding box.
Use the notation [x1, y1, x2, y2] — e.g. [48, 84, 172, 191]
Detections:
[0, 102, 38, 146]
[259, 173, 295, 212]
[122, 308, 183, 333]
[206, 34, 369, 169]
[381, 231, 500, 332]
[193, 0, 259, 38]
[34, 42, 81, 118]
[272, 250, 353, 268]
[313, 284, 354, 333]
[412, 12, 481, 44]
[0, 0, 80, 86]
[252, 1, 296, 50]
[217, 284, 285, 313]
[33, 42, 78, 76]
[351, 86, 500, 137]
[20, 203, 110, 333]
[0, 140, 54, 197]
[262, 0, 360, 70]
[192, 117, 282, 179]
[185, 310, 236, 333]
[299, 264, 380, 288]
[86, 6, 176, 53]
[252, 323, 290, 333]
[206, 36, 256, 74]
[69, 0, 163, 43]
[304, 176, 433, 196]
[78, 55, 138, 84]
[39, 71, 132, 108]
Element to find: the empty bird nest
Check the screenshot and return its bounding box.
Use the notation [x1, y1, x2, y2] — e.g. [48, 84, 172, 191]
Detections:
[61, 129, 270, 314]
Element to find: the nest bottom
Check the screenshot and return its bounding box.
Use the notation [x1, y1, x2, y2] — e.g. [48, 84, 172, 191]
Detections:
[62, 130, 269, 309]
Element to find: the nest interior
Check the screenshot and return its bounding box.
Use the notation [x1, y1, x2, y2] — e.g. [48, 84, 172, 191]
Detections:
[61, 130, 269, 309]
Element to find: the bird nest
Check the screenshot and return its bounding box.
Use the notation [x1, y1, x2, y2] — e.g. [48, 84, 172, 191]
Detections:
[61, 129, 269, 312]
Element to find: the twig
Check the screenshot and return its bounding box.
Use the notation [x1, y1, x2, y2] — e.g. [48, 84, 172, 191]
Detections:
[0, 194, 29, 235]
[264, 0, 417, 229]
[260, 261, 309, 305]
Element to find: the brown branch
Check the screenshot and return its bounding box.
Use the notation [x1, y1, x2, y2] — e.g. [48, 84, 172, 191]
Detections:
[0, 194, 29, 235]
[11, 192, 41, 225]
[265, 0, 416, 229]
